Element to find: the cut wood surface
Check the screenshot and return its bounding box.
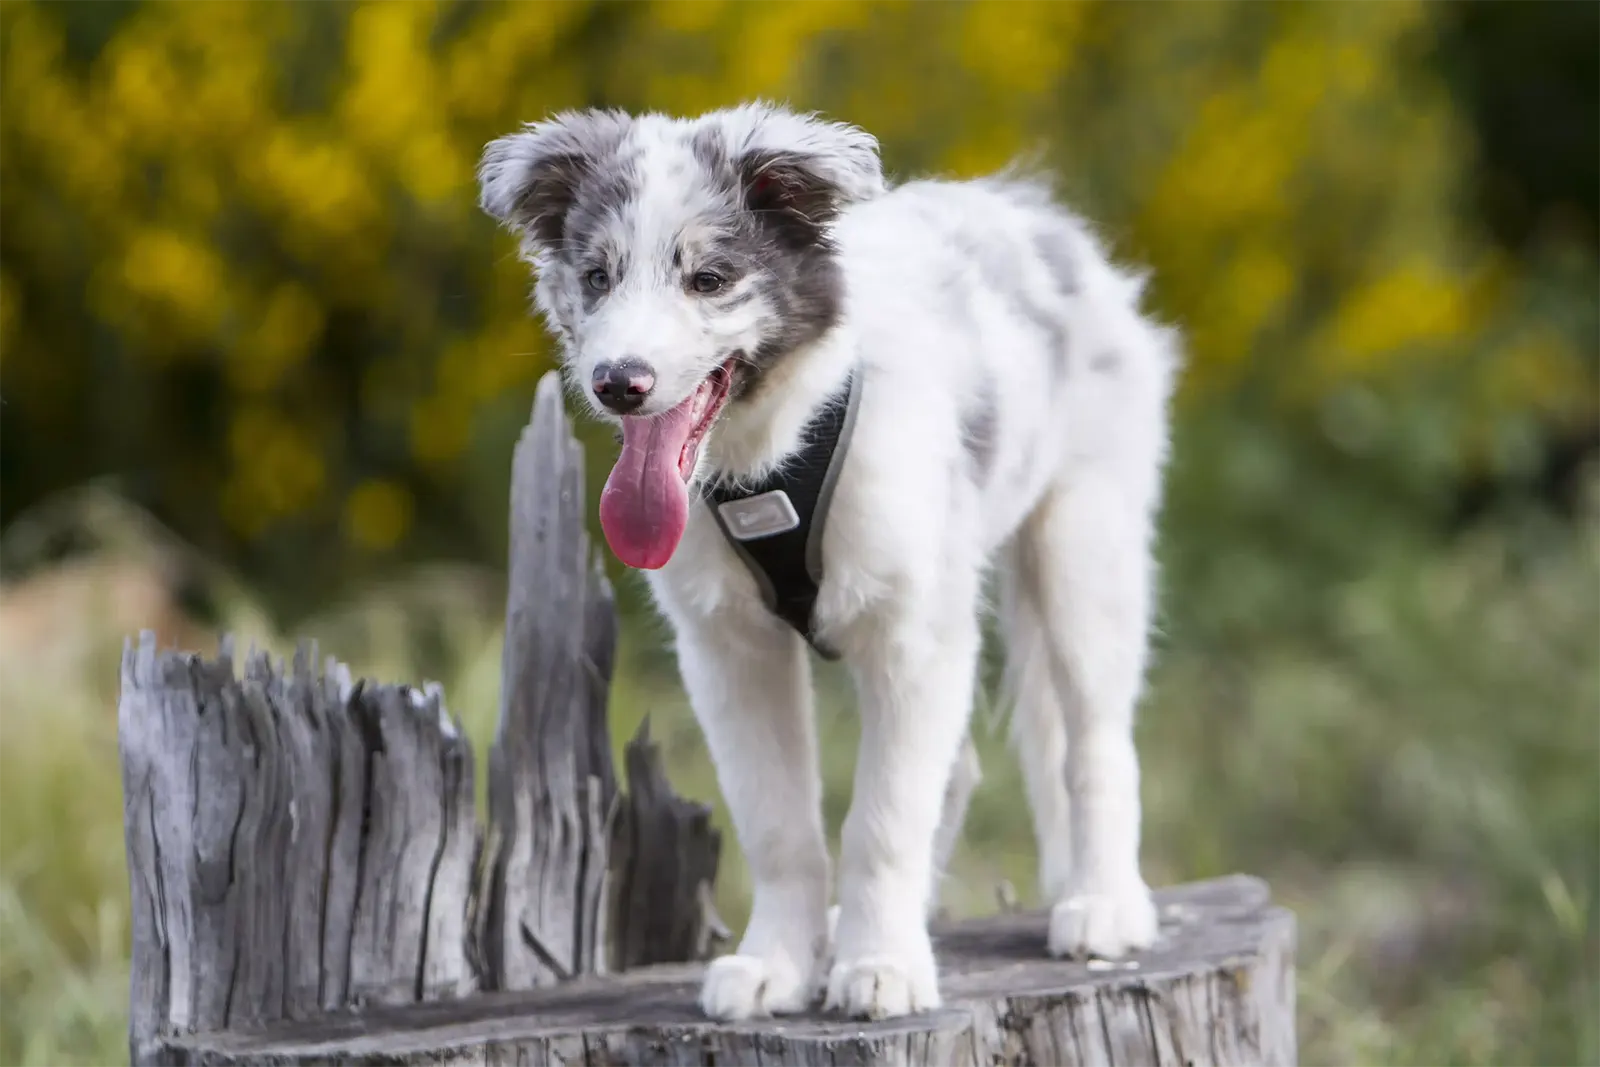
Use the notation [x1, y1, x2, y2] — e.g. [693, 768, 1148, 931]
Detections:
[161, 876, 1295, 1067]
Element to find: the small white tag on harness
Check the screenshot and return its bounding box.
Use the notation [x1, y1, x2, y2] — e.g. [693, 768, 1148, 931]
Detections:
[716, 490, 801, 541]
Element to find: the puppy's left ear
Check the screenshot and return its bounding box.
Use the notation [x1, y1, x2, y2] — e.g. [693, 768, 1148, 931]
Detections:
[477, 109, 632, 247]
[706, 103, 885, 243]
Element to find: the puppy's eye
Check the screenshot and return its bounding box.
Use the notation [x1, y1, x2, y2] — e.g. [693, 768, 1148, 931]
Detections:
[585, 268, 610, 292]
[690, 270, 725, 294]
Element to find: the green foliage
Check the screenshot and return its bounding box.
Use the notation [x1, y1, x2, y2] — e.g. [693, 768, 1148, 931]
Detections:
[2, 0, 1593, 615]
[2, 488, 1595, 1066]
[2, 3, 1595, 1064]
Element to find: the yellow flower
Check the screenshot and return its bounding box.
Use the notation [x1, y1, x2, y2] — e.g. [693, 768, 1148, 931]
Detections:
[1331, 261, 1471, 366]
[118, 228, 230, 342]
[654, 0, 728, 34]
[957, 0, 1083, 98]
[344, 479, 414, 552]
[410, 395, 471, 466]
[221, 406, 326, 534]
[230, 284, 326, 394]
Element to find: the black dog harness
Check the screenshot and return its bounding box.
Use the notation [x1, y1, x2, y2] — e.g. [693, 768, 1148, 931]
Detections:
[706, 369, 862, 660]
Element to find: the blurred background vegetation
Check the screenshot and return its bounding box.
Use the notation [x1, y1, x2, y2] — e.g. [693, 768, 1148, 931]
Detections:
[0, 1, 1594, 1065]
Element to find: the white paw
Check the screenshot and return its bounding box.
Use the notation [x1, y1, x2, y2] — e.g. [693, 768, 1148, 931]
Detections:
[1048, 883, 1159, 959]
[824, 954, 941, 1020]
[699, 953, 814, 1020]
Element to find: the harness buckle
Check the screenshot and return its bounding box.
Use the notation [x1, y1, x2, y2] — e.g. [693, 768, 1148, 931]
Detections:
[716, 490, 802, 541]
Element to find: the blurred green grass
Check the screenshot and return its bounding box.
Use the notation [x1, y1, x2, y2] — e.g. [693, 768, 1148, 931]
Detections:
[1, 488, 1596, 1066]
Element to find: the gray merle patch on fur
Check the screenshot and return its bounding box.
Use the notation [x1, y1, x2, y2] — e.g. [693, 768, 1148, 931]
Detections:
[739, 250, 843, 399]
[954, 230, 1072, 382]
[561, 155, 642, 259]
[478, 109, 636, 247]
[687, 126, 846, 400]
[1091, 350, 1122, 375]
[1019, 298, 1071, 381]
[962, 376, 1001, 484]
[1033, 228, 1080, 298]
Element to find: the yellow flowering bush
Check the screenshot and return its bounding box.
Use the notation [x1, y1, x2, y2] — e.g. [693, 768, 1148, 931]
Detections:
[1, 0, 1590, 603]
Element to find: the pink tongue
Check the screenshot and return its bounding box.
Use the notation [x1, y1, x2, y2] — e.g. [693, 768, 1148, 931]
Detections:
[599, 396, 698, 570]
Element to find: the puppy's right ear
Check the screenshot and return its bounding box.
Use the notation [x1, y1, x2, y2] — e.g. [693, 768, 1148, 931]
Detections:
[477, 109, 632, 247]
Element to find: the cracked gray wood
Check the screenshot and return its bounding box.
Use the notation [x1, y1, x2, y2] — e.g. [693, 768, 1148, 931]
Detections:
[119, 368, 1295, 1064]
[161, 875, 1296, 1066]
[119, 635, 478, 1067]
[607, 718, 727, 971]
[120, 369, 736, 1064]
[480, 371, 620, 990]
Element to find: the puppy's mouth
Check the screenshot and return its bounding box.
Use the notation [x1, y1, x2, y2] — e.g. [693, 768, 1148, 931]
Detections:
[598, 356, 738, 570]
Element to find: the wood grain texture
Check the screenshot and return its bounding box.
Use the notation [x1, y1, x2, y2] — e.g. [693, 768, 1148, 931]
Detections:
[120, 368, 759, 1063]
[119, 634, 478, 1066]
[161, 876, 1296, 1067]
[119, 369, 1297, 1065]
[481, 372, 620, 991]
[607, 718, 727, 971]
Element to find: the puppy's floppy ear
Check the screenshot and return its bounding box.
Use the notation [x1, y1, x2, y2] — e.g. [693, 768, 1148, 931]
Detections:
[477, 109, 632, 246]
[701, 102, 885, 244]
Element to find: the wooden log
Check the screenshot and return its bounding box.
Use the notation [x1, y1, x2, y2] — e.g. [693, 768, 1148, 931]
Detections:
[118, 635, 478, 1067]
[480, 371, 621, 990]
[119, 367, 1298, 1065]
[117, 368, 737, 1063]
[158, 875, 1296, 1066]
[478, 368, 727, 986]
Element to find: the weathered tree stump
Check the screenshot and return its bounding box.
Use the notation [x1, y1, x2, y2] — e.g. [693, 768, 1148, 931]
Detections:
[117, 372, 728, 1065]
[118, 637, 480, 1066]
[480, 370, 621, 989]
[158, 876, 1294, 1066]
[608, 718, 728, 972]
[118, 370, 1297, 1065]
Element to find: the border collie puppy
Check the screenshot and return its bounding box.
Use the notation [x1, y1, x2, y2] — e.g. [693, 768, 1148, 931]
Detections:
[478, 102, 1180, 1022]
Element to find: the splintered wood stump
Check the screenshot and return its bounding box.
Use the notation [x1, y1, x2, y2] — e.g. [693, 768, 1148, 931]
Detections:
[480, 371, 620, 989]
[160, 876, 1294, 1066]
[118, 373, 731, 1064]
[608, 718, 728, 972]
[118, 370, 1297, 1065]
[118, 636, 480, 1065]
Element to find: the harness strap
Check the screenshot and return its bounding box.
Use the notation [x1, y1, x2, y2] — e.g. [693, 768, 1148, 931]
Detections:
[706, 368, 862, 659]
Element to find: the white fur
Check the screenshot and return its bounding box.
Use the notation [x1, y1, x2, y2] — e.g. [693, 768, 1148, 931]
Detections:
[487, 105, 1180, 1022]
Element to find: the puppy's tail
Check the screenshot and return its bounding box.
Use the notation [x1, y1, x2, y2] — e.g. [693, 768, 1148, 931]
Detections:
[997, 538, 1073, 904]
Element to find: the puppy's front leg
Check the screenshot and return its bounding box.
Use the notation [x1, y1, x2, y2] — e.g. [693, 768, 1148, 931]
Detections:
[827, 613, 981, 1019]
[674, 614, 831, 1020]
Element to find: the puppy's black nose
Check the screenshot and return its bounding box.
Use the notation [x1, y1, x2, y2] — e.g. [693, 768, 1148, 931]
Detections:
[591, 358, 655, 414]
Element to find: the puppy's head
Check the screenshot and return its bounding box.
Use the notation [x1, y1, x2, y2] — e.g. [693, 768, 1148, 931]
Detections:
[478, 103, 882, 570]
[477, 103, 883, 421]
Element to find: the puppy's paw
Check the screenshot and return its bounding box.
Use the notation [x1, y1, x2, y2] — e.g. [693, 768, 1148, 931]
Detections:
[699, 953, 814, 1021]
[1047, 882, 1159, 959]
[823, 954, 941, 1020]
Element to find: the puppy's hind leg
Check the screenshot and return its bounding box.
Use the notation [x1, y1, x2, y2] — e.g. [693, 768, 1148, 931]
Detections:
[997, 545, 1074, 905]
[673, 614, 832, 1020]
[1016, 473, 1160, 960]
[930, 733, 981, 916]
